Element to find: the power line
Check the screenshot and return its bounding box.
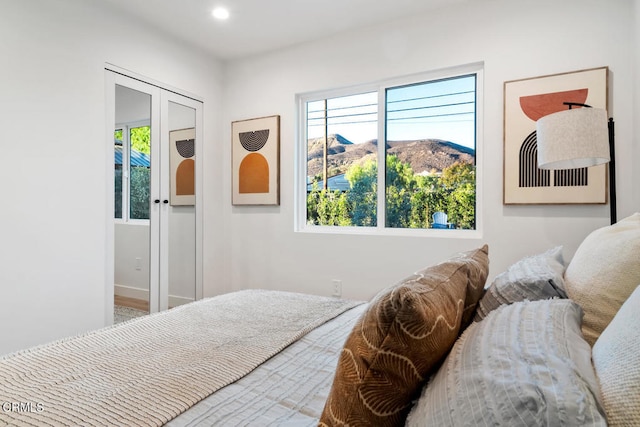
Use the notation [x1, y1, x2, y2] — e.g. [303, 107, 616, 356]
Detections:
[308, 109, 474, 126]
[387, 89, 475, 105]
[388, 111, 474, 121]
[307, 89, 474, 114]
[307, 113, 474, 128]
[307, 101, 377, 115]
[308, 100, 474, 122]
[308, 119, 377, 127]
[387, 100, 475, 115]
[308, 110, 377, 121]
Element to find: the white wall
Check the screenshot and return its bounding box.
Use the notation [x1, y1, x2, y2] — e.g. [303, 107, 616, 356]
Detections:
[635, 0, 640, 210]
[114, 216, 196, 308]
[0, 0, 225, 355]
[0, 0, 637, 355]
[221, 0, 639, 301]
[114, 223, 150, 296]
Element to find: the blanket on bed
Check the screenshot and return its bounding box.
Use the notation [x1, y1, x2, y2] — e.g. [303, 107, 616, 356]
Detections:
[0, 290, 362, 427]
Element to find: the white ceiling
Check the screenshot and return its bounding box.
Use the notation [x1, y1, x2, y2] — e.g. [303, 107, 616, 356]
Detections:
[101, 0, 466, 61]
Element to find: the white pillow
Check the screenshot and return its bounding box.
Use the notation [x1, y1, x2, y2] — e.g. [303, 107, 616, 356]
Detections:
[564, 212, 640, 345]
[592, 285, 640, 426]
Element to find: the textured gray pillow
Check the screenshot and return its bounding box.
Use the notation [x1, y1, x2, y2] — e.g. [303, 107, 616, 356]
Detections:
[406, 299, 606, 427]
[473, 246, 566, 321]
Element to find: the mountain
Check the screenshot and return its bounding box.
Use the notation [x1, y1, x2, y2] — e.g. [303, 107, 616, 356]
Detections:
[307, 134, 475, 177]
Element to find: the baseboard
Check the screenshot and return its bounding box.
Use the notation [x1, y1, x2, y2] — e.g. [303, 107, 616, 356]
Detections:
[114, 284, 194, 308]
[114, 284, 148, 301]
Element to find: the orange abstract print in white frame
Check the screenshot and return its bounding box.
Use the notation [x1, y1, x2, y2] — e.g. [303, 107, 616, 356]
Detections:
[232, 115, 280, 205]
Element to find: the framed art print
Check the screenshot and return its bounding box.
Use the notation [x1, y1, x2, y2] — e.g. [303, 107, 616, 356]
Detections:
[232, 115, 280, 205]
[170, 127, 195, 206]
[503, 67, 608, 204]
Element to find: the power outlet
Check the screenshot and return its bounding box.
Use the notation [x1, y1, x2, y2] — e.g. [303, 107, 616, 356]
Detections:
[331, 279, 342, 298]
[135, 257, 142, 271]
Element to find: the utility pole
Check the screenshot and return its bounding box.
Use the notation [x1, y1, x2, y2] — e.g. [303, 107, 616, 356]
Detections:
[323, 98, 328, 190]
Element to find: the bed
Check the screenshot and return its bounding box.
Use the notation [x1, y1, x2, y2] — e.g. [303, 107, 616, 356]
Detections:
[0, 290, 364, 426]
[1, 213, 639, 426]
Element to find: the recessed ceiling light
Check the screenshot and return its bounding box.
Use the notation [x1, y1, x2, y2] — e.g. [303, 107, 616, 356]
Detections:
[212, 7, 230, 20]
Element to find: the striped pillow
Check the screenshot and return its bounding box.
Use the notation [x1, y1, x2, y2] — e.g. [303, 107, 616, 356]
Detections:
[473, 246, 566, 321]
[319, 245, 489, 427]
[407, 299, 606, 426]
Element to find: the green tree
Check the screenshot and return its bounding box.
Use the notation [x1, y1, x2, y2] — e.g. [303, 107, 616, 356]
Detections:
[409, 174, 447, 228]
[345, 159, 377, 226]
[318, 190, 351, 226]
[130, 126, 151, 155]
[305, 157, 476, 230]
[306, 183, 351, 226]
[130, 166, 150, 219]
[447, 182, 475, 229]
[128, 126, 151, 219]
[114, 166, 123, 218]
[440, 162, 476, 229]
[441, 161, 475, 188]
[385, 155, 415, 228]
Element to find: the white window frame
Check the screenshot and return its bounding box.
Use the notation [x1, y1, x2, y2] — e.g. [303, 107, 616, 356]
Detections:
[115, 119, 151, 225]
[295, 62, 483, 238]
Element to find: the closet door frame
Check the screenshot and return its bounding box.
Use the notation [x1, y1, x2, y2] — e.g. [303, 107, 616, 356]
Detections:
[105, 65, 203, 324]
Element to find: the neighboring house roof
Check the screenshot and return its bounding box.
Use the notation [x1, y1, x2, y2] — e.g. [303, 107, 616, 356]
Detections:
[114, 141, 150, 167]
[307, 174, 350, 192]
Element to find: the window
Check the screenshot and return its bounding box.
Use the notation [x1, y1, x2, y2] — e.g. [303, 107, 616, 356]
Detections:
[298, 65, 481, 233]
[114, 123, 151, 221]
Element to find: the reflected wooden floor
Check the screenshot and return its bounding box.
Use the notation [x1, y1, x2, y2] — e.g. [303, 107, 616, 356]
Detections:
[114, 295, 149, 312]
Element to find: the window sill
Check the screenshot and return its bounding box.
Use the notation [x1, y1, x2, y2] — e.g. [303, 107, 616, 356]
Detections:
[295, 224, 482, 239]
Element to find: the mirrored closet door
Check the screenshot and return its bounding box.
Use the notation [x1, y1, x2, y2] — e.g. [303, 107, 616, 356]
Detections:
[160, 94, 202, 312]
[106, 69, 203, 324]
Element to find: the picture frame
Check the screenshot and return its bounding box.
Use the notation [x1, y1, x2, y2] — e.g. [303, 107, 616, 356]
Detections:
[503, 67, 608, 205]
[232, 115, 280, 205]
[169, 127, 195, 206]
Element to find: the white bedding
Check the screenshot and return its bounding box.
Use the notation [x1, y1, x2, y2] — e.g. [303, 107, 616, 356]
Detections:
[0, 290, 362, 427]
[167, 304, 366, 426]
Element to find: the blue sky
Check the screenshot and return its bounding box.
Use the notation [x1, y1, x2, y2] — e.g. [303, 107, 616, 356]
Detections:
[307, 74, 476, 149]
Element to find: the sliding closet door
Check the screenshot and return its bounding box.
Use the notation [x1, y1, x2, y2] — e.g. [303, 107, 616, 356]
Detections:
[106, 68, 203, 323]
[159, 92, 203, 311]
[110, 74, 161, 316]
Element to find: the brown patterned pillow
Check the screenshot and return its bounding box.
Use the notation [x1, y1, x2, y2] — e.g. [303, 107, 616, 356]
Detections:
[319, 245, 489, 427]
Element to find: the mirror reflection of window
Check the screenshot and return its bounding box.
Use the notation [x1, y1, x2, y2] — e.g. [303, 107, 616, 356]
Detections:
[129, 126, 151, 220]
[114, 129, 123, 219]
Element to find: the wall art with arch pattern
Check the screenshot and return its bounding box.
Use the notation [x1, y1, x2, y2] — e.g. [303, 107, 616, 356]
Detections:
[232, 115, 280, 205]
[503, 67, 608, 204]
[170, 127, 195, 206]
